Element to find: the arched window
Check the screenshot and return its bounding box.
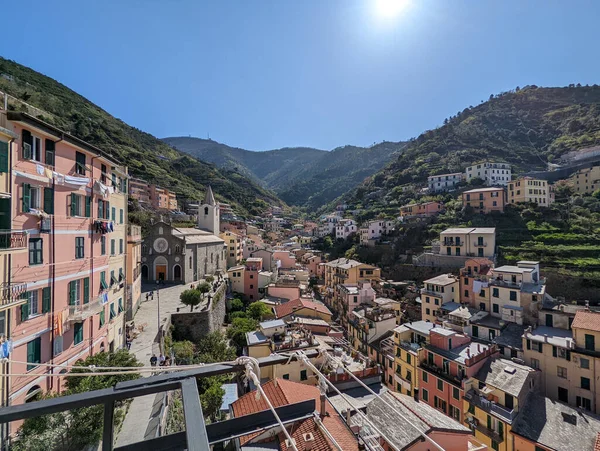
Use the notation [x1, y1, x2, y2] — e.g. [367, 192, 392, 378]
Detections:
[204, 206, 209, 215]
[175, 245, 180, 254]
[158, 227, 163, 235]
[142, 245, 147, 254]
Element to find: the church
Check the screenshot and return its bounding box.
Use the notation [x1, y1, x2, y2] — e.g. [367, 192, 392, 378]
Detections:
[141, 186, 226, 283]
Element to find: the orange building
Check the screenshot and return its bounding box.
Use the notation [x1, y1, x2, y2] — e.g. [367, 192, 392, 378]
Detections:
[399, 201, 444, 219]
[461, 187, 505, 214]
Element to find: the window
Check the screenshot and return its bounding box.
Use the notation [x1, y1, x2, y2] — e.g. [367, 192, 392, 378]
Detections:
[406, 354, 411, 365]
[98, 199, 104, 219]
[43, 187, 54, 215]
[300, 370, 307, 381]
[29, 238, 43, 265]
[581, 377, 591, 390]
[530, 358, 540, 369]
[437, 379, 443, 391]
[425, 296, 430, 304]
[75, 237, 85, 259]
[558, 387, 568, 403]
[54, 335, 63, 356]
[282, 374, 290, 380]
[99, 308, 105, 328]
[100, 271, 108, 290]
[422, 389, 429, 402]
[580, 357, 590, 369]
[509, 291, 517, 301]
[449, 405, 460, 421]
[69, 279, 82, 305]
[453, 387, 460, 400]
[74, 322, 84, 345]
[111, 207, 116, 222]
[493, 304, 499, 313]
[75, 151, 87, 175]
[26, 291, 39, 317]
[577, 396, 592, 411]
[118, 298, 123, 314]
[425, 308, 430, 315]
[70, 193, 83, 217]
[422, 372, 428, 383]
[22, 183, 41, 212]
[111, 239, 115, 256]
[120, 209, 124, 224]
[492, 440, 499, 451]
[101, 164, 107, 183]
[557, 366, 567, 379]
[110, 303, 116, 320]
[101, 236, 106, 255]
[585, 334, 595, 351]
[119, 239, 124, 254]
[492, 288, 499, 298]
[26, 337, 41, 371]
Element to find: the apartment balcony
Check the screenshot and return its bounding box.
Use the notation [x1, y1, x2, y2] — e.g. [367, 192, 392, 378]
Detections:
[420, 361, 463, 387]
[443, 240, 463, 247]
[398, 340, 422, 353]
[474, 242, 487, 247]
[67, 295, 107, 322]
[488, 278, 522, 289]
[0, 230, 28, 252]
[465, 389, 517, 422]
[0, 282, 28, 310]
[467, 416, 504, 443]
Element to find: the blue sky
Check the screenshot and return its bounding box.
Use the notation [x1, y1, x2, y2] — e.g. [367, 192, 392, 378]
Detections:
[1, 0, 598, 150]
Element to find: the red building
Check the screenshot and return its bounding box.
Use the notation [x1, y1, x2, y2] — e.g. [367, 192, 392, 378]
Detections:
[459, 258, 494, 311]
[244, 257, 262, 302]
[418, 328, 497, 424]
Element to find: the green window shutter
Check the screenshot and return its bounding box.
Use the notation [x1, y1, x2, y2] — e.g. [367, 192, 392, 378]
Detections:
[526, 339, 531, 350]
[101, 236, 106, 255]
[118, 298, 123, 313]
[85, 196, 91, 218]
[45, 139, 55, 166]
[42, 287, 51, 313]
[487, 415, 492, 429]
[69, 281, 76, 305]
[105, 201, 110, 219]
[27, 339, 36, 370]
[70, 194, 78, 216]
[21, 301, 29, 322]
[120, 209, 123, 224]
[83, 277, 90, 304]
[100, 271, 107, 290]
[22, 183, 30, 213]
[111, 207, 115, 221]
[552, 346, 557, 357]
[0, 141, 8, 173]
[498, 421, 503, 437]
[98, 199, 103, 218]
[99, 309, 105, 328]
[22, 130, 32, 159]
[43, 187, 54, 215]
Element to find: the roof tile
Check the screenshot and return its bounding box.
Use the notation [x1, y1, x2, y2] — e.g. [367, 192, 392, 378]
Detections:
[274, 299, 332, 319]
[572, 310, 600, 332]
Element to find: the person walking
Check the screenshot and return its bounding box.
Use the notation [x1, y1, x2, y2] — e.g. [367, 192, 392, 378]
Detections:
[150, 354, 158, 367]
[158, 354, 166, 366]
[126, 333, 132, 351]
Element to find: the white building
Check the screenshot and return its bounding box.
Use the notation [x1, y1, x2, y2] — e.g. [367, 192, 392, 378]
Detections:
[427, 172, 464, 192]
[359, 219, 395, 246]
[465, 162, 512, 186]
[335, 219, 357, 240]
[316, 214, 339, 237]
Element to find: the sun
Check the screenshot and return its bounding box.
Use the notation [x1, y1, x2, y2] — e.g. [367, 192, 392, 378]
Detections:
[374, 0, 410, 19]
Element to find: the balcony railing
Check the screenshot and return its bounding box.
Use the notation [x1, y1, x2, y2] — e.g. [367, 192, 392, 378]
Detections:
[398, 340, 422, 353]
[474, 242, 487, 247]
[443, 240, 463, 246]
[0, 230, 28, 250]
[0, 282, 28, 308]
[465, 389, 517, 422]
[488, 278, 522, 289]
[67, 294, 108, 321]
[420, 361, 464, 387]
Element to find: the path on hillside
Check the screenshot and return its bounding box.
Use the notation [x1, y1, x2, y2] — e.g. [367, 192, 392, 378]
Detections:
[115, 282, 202, 447]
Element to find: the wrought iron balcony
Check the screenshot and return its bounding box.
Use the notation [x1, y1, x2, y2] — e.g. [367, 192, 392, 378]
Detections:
[420, 361, 464, 387]
[0, 230, 28, 251]
[67, 294, 108, 321]
[465, 389, 516, 422]
[0, 282, 28, 309]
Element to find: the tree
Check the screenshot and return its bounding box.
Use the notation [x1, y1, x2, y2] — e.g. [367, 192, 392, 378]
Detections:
[200, 378, 226, 422]
[197, 282, 211, 301]
[229, 298, 244, 312]
[246, 302, 271, 321]
[227, 317, 258, 354]
[323, 235, 333, 250]
[180, 289, 202, 312]
[172, 340, 195, 364]
[205, 275, 215, 284]
[195, 331, 236, 363]
[13, 351, 141, 451]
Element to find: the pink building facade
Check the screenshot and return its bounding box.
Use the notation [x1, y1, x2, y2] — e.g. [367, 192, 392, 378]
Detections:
[272, 250, 296, 269]
[244, 257, 263, 301]
[5, 113, 128, 422]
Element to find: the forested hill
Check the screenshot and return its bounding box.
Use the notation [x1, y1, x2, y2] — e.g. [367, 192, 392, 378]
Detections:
[163, 136, 406, 209]
[0, 57, 284, 216]
[346, 85, 600, 211]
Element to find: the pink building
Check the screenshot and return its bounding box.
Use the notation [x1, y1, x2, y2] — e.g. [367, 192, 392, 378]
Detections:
[418, 328, 497, 424]
[244, 257, 263, 301]
[272, 250, 296, 269]
[306, 254, 324, 278]
[459, 258, 494, 310]
[267, 282, 300, 301]
[399, 201, 444, 219]
[5, 112, 128, 419]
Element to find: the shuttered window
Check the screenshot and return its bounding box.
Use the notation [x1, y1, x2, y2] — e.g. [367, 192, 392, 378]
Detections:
[22, 183, 31, 213]
[75, 151, 86, 175]
[70, 194, 81, 217]
[0, 141, 8, 173]
[26, 337, 41, 371]
[85, 196, 91, 218]
[75, 237, 85, 259]
[42, 287, 51, 313]
[83, 277, 90, 304]
[98, 199, 104, 218]
[45, 139, 55, 166]
[43, 187, 54, 215]
[74, 322, 84, 345]
[22, 130, 32, 159]
[29, 238, 43, 265]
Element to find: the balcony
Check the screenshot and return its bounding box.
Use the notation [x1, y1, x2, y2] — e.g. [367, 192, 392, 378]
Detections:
[398, 340, 422, 353]
[474, 242, 487, 247]
[488, 278, 522, 289]
[67, 294, 108, 321]
[467, 417, 504, 443]
[420, 361, 463, 387]
[443, 240, 463, 247]
[0, 230, 28, 252]
[465, 389, 516, 422]
[0, 282, 28, 310]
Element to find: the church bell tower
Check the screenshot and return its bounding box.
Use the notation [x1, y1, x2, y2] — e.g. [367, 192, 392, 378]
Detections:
[197, 185, 219, 234]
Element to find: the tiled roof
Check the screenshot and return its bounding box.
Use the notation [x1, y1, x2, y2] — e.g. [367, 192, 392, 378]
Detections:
[274, 298, 332, 319]
[231, 379, 358, 451]
[572, 310, 600, 332]
[595, 433, 600, 451]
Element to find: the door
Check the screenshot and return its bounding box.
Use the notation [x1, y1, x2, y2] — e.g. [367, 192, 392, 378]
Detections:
[558, 386, 569, 403]
[156, 265, 166, 281]
[546, 314, 553, 327]
[141, 265, 149, 280]
[505, 394, 514, 410]
[0, 198, 10, 248]
[173, 265, 181, 281]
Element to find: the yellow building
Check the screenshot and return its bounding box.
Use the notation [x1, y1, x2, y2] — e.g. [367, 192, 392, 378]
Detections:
[126, 224, 142, 320]
[220, 230, 243, 268]
[106, 167, 128, 351]
[421, 274, 460, 322]
[507, 177, 554, 206]
[347, 306, 396, 354]
[439, 227, 496, 258]
[323, 258, 381, 307]
[227, 265, 245, 294]
[393, 321, 434, 396]
[569, 165, 600, 195]
[463, 358, 540, 451]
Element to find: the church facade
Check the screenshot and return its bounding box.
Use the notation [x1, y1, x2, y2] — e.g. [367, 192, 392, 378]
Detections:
[141, 186, 226, 283]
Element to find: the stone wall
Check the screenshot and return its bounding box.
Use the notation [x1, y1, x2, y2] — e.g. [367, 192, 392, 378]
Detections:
[170, 283, 227, 342]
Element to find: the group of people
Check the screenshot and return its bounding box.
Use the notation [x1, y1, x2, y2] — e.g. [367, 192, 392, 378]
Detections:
[150, 353, 171, 367]
[145, 291, 155, 302]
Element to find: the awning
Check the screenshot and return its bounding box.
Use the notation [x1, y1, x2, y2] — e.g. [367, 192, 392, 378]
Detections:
[14, 170, 51, 184]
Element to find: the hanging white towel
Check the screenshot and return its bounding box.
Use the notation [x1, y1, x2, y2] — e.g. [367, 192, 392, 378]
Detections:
[36, 164, 45, 175]
[473, 280, 483, 294]
[64, 175, 90, 186]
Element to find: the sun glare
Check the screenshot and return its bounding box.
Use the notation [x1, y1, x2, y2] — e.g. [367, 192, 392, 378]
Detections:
[374, 0, 409, 19]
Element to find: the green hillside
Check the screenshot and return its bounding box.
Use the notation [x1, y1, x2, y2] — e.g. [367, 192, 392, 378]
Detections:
[0, 57, 284, 217]
[348, 85, 600, 211]
[163, 136, 405, 209]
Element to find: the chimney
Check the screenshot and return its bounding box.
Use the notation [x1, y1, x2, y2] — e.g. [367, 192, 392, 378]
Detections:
[467, 348, 471, 358]
[320, 394, 327, 418]
[477, 344, 481, 353]
[413, 388, 419, 402]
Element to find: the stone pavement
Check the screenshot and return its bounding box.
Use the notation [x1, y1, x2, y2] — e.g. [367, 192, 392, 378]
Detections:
[114, 282, 194, 447]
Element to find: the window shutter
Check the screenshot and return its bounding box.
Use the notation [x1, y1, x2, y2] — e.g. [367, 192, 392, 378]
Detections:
[0, 141, 8, 173]
[85, 196, 91, 218]
[83, 277, 90, 304]
[21, 302, 29, 322]
[105, 201, 110, 219]
[27, 340, 35, 366]
[22, 183, 30, 213]
[566, 350, 571, 361]
[552, 346, 557, 357]
[43, 187, 54, 215]
[526, 339, 531, 350]
[70, 194, 78, 217]
[69, 281, 76, 305]
[42, 287, 51, 313]
[538, 343, 543, 353]
[22, 130, 32, 159]
[45, 139, 55, 166]
[98, 200, 103, 219]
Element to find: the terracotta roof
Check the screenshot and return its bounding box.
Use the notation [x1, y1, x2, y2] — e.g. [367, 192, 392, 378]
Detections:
[231, 379, 358, 451]
[595, 433, 600, 451]
[274, 299, 332, 319]
[571, 310, 600, 332]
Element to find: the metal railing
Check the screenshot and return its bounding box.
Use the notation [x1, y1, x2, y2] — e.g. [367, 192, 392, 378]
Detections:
[420, 361, 464, 387]
[68, 294, 108, 321]
[0, 230, 28, 250]
[465, 389, 517, 422]
[0, 282, 28, 308]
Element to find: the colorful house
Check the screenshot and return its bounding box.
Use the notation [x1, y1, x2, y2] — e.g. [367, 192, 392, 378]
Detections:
[461, 187, 505, 214]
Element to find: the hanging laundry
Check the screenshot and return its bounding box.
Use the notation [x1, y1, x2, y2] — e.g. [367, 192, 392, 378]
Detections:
[101, 292, 109, 305]
[53, 311, 63, 336]
[64, 175, 90, 186]
[109, 222, 114, 232]
[0, 339, 12, 359]
[44, 168, 53, 179]
[53, 171, 65, 185]
[36, 164, 45, 175]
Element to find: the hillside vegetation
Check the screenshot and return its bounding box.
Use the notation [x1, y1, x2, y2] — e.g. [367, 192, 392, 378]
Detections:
[348, 85, 600, 211]
[0, 57, 283, 216]
[163, 136, 406, 209]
